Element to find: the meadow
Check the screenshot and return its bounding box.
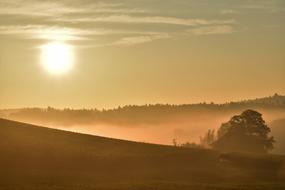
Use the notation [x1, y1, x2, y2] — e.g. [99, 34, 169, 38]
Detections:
[1, 118, 284, 190]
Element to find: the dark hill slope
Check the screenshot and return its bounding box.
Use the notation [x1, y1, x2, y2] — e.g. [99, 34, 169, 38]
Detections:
[0, 118, 285, 190]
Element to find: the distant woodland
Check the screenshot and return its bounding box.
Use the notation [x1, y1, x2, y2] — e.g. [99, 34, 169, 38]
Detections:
[1, 94, 285, 126]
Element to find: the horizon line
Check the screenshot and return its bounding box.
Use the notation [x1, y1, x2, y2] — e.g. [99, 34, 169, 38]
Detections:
[0, 93, 283, 111]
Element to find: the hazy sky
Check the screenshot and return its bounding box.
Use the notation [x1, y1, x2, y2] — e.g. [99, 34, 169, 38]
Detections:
[0, 0, 284, 109]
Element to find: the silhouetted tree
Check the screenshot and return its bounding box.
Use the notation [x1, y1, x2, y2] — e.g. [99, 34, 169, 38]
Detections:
[172, 138, 178, 146]
[199, 129, 216, 148]
[212, 110, 274, 153]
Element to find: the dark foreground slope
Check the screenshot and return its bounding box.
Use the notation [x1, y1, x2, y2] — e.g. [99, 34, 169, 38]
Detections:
[0, 118, 285, 190]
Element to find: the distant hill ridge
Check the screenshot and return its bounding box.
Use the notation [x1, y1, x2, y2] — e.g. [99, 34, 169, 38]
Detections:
[2, 93, 285, 112]
[236, 93, 285, 106]
[0, 94, 284, 126]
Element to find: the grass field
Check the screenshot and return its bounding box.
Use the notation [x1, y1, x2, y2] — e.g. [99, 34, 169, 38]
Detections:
[0, 118, 285, 190]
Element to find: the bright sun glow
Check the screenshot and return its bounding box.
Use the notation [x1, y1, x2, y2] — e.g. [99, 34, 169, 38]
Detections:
[41, 42, 74, 74]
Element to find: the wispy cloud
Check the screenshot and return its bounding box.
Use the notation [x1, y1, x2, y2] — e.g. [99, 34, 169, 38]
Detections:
[189, 25, 235, 35]
[242, 4, 270, 10]
[0, 0, 239, 47]
[0, 23, 236, 46]
[0, 1, 146, 17]
[0, 24, 172, 41]
[0, 25, 90, 41]
[220, 9, 240, 15]
[0, 0, 83, 16]
[241, 1, 285, 13]
[112, 33, 170, 46]
[57, 15, 235, 26]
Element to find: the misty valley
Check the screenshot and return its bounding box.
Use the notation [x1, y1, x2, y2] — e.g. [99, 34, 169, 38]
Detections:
[1, 0, 285, 189]
[2, 94, 285, 154]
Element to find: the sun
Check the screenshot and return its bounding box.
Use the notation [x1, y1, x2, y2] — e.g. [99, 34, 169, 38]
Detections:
[40, 42, 74, 74]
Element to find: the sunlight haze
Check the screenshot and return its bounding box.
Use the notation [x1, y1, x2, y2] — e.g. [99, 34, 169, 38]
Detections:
[0, 0, 284, 109]
[1, 1, 285, 189]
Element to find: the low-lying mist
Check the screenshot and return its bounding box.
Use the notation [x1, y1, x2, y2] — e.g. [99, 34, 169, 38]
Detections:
[1, 94, 285, 153]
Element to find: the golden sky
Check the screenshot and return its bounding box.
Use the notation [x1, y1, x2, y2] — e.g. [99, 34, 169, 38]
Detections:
[0, 0, 284, 109]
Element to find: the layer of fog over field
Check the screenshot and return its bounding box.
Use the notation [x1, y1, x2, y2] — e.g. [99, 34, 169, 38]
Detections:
[1, 94, 285, 153]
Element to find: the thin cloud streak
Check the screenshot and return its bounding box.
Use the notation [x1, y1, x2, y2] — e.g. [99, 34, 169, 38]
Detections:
[189, 25, 235, 35]
[112, 33, 170, 46]
[57, 15, 235, 26]
[0, 24, 236, 46]
[0, 1, 146, 17]
[220, 9, 241, 15]
[0, 24, 171, 42]
[0, 25, 90, 41]
[0, 0, 239, 46]
[0, 1, 83, 16]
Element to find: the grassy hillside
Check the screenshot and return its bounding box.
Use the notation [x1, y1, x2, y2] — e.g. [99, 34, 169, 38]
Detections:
[0, 118, 285, 190]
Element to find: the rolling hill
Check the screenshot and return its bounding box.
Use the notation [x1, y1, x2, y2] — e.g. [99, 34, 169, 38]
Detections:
[0, 118, 285, 190]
